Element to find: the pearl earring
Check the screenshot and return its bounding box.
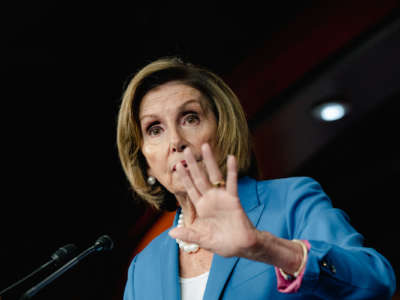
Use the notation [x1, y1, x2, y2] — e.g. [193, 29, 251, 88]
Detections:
[147, 176, 156, 186]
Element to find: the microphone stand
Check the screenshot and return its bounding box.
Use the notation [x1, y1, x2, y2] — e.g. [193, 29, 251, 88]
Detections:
[19, 246, 96, 300]
[0, 261, 53, 297]
[19, 235, 113, 300]
[0, 244, 77, 298]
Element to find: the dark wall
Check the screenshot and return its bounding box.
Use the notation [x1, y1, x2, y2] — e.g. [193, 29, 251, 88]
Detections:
[2, 2, 399, 299]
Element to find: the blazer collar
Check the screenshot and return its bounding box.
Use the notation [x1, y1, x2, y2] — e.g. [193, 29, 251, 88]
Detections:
[237, 176, 260, 212]
[160, 176, 263, 300]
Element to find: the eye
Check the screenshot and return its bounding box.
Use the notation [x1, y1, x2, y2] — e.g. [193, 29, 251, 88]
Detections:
[148, 126, 162, 136]
[146, 122, 163, 136]
[183, 113, 200, 125]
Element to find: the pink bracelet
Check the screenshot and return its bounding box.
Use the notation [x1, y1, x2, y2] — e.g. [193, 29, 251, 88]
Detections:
[275, 240, 311, 293]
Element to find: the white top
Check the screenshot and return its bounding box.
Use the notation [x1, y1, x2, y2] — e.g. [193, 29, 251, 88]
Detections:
[180, 272, 209, 300]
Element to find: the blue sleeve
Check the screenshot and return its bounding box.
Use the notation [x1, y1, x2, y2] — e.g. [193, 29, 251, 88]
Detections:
[123, 256, 137, 300]
[286, 177, 396, 299]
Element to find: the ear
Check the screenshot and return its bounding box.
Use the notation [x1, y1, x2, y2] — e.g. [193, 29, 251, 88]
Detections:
[147, 167, 154, 178]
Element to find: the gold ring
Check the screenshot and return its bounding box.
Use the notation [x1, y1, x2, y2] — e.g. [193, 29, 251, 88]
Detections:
[212, 180, 226, 188]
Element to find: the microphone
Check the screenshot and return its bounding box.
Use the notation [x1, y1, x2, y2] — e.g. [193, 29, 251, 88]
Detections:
[19, 235, 114, 300]
[0, 244, 77, 297]
[93, 234, 114, 252]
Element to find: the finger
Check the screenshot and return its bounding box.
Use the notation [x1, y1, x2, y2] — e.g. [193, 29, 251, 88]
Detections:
[226, 155, 238, 196]
[176, 162, 201, 204]
[202, 143, 224, 186]
[184, 147, 210, 194]
[168, 227, 201, 244]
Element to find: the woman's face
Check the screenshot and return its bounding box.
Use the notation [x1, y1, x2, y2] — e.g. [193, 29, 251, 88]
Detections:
[139, 81, 219, 195]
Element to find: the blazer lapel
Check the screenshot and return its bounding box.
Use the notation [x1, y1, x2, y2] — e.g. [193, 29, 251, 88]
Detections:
[203, 177, 264, 299]
[160, 210, 181, 300]
[202, 255, 239, 299]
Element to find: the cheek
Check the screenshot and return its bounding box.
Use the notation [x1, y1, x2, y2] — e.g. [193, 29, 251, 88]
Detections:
[141, 143, 151, 157]
[206, 130, 220, 159]
[141, 144, 158, 167]
[196, 119, 218, 144]
[204, 127, 218, 148]
[141, 143, 168, 177]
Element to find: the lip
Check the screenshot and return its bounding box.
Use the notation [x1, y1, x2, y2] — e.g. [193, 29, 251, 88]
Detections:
[171, 158, 202, 172]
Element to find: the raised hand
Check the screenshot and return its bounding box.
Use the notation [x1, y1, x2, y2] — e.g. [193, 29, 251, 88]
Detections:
[168, 143, 257, 257]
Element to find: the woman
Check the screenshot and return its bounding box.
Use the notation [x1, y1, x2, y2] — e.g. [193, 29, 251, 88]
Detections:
[117, 57, 396, 299]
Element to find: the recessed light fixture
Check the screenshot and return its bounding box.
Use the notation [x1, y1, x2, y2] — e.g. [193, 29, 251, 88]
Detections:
[311, 101, 350, 122]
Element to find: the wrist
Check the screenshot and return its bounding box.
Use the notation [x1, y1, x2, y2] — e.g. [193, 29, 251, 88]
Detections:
[279, 239, 308, 278]
[240, 231, 306, 275]
[239, 230, 275, 262]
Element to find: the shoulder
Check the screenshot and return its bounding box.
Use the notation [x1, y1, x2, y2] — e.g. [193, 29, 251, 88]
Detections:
[127, 227, 172, 271]
[124, 228, 174, 299]
[254, 176, 325, 202]
[137, 228, 171, 259]
[255, 177, 335, 222]
[254, 177, 344, 239]
[256, 176, 320, 190]
[239, 175, 318, 197]
[238, 176, 328, 217]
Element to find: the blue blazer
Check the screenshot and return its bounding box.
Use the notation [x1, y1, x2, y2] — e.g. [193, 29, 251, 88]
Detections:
[124, 177, 396, 299]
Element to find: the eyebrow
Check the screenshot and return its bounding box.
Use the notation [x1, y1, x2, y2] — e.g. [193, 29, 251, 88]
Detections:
[139, 99, 203, 121]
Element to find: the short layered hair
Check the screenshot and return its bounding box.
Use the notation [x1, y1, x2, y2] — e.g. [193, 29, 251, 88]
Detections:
[117, 57, 258, 210]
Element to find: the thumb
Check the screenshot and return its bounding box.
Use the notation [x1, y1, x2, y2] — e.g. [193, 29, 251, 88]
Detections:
[168, 227, 200, 244]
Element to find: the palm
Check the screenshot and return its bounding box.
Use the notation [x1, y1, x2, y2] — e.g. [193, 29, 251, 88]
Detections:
[169, 144, 256, 257]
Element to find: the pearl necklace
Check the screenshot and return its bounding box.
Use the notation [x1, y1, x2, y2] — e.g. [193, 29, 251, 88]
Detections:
[176, 211, 200, 253]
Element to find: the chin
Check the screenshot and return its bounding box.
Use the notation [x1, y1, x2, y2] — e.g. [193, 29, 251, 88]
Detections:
[171, 184, 186, 195]
[159, 177, 182, 195]
[168, 181, 187, 198]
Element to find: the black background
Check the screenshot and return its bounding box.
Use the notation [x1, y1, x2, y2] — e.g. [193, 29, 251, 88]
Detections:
[2, 2, 399, 299]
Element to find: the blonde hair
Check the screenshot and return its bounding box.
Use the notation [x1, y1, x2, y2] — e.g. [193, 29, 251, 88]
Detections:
[117, 57, 258, 210]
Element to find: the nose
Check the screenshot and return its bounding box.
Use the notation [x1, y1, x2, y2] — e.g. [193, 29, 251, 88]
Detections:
[169, 127, 187, 153]
[172, 143, 186, 152]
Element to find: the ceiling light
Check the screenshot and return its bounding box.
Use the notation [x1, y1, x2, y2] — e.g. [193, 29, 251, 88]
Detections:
[312, 101, 350, 122]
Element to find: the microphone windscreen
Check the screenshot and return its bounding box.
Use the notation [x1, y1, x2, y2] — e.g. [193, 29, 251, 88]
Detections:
[94, 235, 114, 251]
[51, 244, 78, 266]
